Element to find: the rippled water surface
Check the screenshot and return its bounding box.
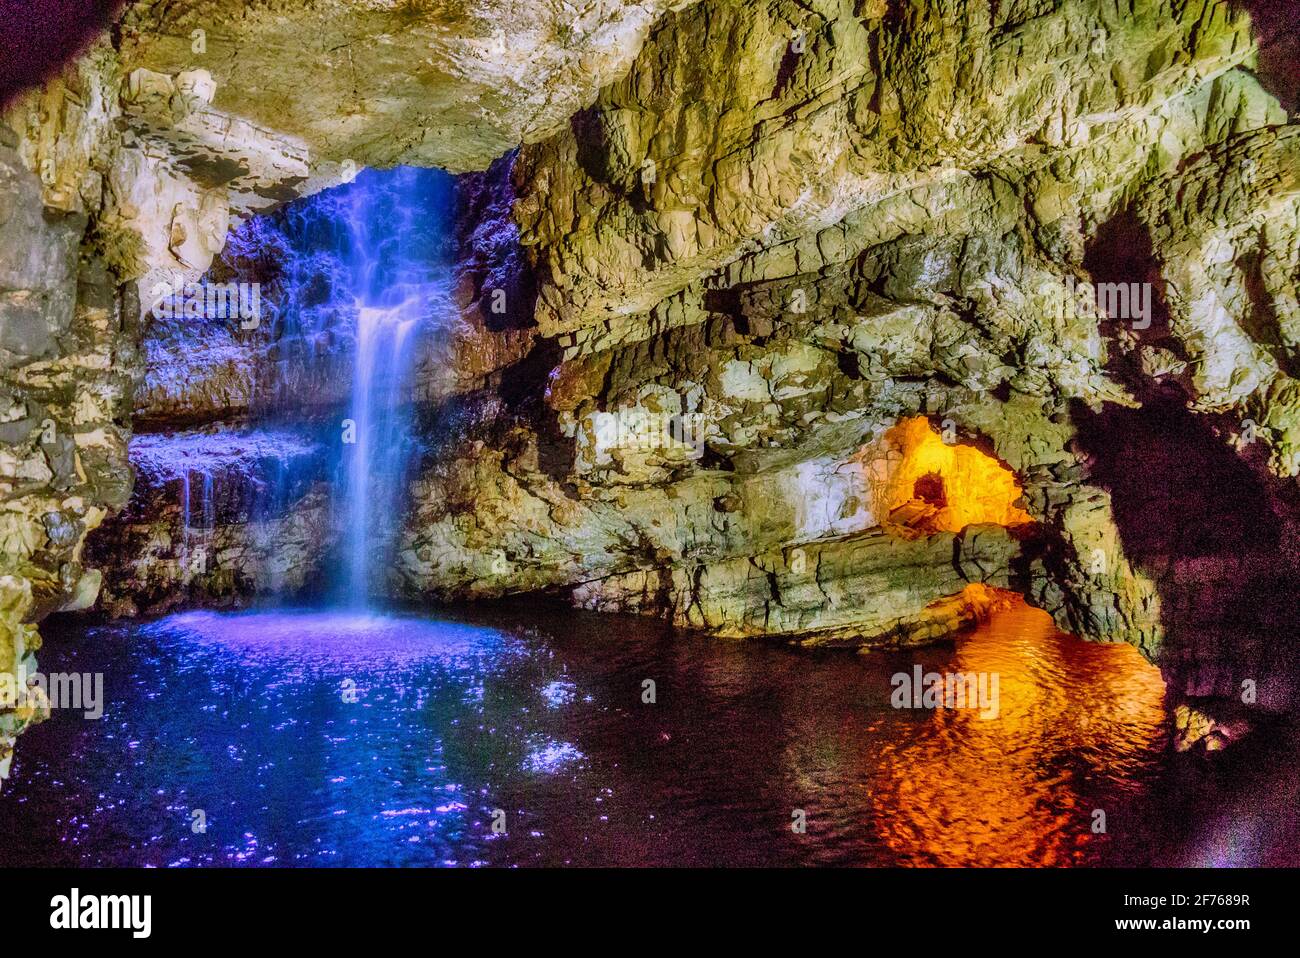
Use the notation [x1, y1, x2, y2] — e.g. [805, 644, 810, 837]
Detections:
[1, 600, 1294, 866]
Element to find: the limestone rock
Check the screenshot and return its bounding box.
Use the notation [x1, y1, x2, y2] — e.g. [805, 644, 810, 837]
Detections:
[115, 0, 696, 173]
[6, 0, 1300, 783]
[0, 133, 136, 785]
[86, 429, 337, 613]
[514, 0, 1257, 337]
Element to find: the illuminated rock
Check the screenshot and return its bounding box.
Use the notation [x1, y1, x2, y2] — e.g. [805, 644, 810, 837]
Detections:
[4, 0, 1300, 782]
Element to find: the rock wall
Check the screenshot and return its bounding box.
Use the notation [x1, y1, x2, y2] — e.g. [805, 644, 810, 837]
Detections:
[0, 0, 687, 784]
[394, 0, 1300, 734]
[0, 106, 136, 779]
[84, 429, 335, 616]
[5, 0, 1300, 778]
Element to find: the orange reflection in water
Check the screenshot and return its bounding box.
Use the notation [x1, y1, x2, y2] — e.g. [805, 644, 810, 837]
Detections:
[802, 597, 1168, 866]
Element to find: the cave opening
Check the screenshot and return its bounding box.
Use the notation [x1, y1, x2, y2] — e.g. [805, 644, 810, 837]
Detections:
[868, 417, 1034, 539]
[912, 471, 947, 509]
[1072, 391, 1300, 710]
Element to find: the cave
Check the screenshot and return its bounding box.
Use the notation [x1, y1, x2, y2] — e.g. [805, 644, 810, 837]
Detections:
[2, 0, 1300, 885]
[870, 416, 1034, 538]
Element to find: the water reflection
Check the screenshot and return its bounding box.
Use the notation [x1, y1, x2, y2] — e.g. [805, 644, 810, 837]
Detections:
[0, 599, 1211, 867]
[863, 602, 1167, 865]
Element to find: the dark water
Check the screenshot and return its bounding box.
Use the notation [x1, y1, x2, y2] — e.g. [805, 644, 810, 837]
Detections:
[1, 600, 1296, 867]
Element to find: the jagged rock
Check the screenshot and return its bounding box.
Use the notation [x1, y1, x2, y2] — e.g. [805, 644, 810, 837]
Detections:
[115, 0, 695, 174]
[1134, 124, 1300, 472]
[572, 533, 1020, 645]
[85, 429, 336, 612]
[0, 575, 45, 781]
[513, 0, 1257, 337]
[91, 482, 337, 615]
[0, 132, 136, 782]
[0, 144, 81, 364]
[1173, 701, 1254, 752]
[5, 0, 1300, 785]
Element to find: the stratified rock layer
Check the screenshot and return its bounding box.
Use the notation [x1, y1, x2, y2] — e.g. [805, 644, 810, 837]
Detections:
[84, 429, 335, 616]
[115, 0, 696, 173]
[0, 125, 136, 777]
[6, 0, 1300, 778]
[394, 0, 1300, 731]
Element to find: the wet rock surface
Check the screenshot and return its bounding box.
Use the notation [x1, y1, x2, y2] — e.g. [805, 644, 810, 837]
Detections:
[396, 0, 1300, 734]
[4, 0, 1300, 780]
[84, 428, 335, 616]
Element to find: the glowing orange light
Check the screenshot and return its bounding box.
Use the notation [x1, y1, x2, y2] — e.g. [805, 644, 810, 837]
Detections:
[860, 596, 1167, 866]
[858, 417, 1034, 537]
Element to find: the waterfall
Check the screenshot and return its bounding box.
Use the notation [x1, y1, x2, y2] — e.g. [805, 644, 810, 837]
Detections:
[180, 470, 191, 581]
[179, 463, 214, 588]
[325, 167, 455, 606]
[341, 300, 419, 604]
[154, 165, 455, 608]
